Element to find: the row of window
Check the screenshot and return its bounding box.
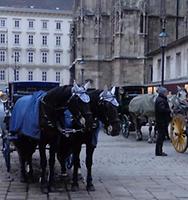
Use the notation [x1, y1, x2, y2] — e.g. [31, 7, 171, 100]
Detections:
[0, 33, 62, 46]
[0, 50, 62, 64]
[0, 70, 61, 82]
[156, 52, 182, 80]
[0, 18, 62, 30]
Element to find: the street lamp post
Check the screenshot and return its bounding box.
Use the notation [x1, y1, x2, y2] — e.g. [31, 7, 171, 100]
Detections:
[81, 68, 84, 84]
[79, 58, 85, 84]
[159, 19, 168, 86]
[11, 53, 20, 81]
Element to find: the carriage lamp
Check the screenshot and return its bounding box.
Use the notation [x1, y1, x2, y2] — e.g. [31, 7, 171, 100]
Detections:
[147, 86, 152, 94]
[147, 86, 157, 94]
[79, 58, 85, 84]
[185, 84, 188, 92]
[81, 68, 85, 85]
[159, 19, 168, 86]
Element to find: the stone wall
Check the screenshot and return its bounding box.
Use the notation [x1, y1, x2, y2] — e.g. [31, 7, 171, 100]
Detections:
[72, 0, 188, 88]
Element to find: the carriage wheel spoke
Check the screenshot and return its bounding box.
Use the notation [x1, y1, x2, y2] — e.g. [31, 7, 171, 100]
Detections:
[170, 115, 188, 153]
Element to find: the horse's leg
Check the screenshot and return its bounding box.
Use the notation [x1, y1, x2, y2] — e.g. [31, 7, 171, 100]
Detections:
[165, 124, 170, 140]
[57, 152, 67, 176]
[48, 141, 56, 192]
[27, 154, 34, 182]
[71, 143, 82, 191]
[39, 143, 48, 193]
[86, 144, 95, 191]
[57, 136, 70, 176]
[133, 117, 139, 141]
[136, 118, 142, 141]
[17, 149, 27, 182]
[27, 142, 37, 182]
[27, 156, 33, 174]
[153, 123, 157, 143]
[148, 120, 153, 143]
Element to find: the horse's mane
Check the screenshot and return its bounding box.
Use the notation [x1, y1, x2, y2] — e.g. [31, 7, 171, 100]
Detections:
[88, 89, 101, 102]
[43, 85, 73, 108]
[88, 89, 102, 117]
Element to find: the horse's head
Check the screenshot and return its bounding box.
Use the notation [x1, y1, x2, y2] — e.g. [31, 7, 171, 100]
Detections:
[67, 81, 93, 131]
[176, 86, 188, 103]
[168, 86, 188, 114]
[97, 86, 121, 136]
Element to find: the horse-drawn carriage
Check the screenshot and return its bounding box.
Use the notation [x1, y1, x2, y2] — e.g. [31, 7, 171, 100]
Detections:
[115, 85, 147, 138]
[0, 81, 121, 193]
[0, 81, 60, 172]
[128, 85, 188, 148]
[168, 93, 188, 153]
[116, 84, 188, 146]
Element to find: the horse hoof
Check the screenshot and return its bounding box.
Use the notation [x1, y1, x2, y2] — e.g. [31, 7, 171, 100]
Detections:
[86, 184, 95, 191]
[71, 183, 79, 191]
[20, 175, 27, 183]
[28, 177, 35, 183]
[27, 173, 34, 183]
[147, 138, 152, 143]
[78, 174, 83, 181]
[48, 185, 56, 193]
[41, 185, 48, 194]
[136, 137, 142, 141]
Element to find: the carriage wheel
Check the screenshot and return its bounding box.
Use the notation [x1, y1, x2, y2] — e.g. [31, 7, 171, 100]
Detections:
[169, 114, 188, 153]
[121, 114, 129, 138]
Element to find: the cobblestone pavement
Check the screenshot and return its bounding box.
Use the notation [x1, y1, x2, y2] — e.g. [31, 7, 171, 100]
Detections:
[1, 128, 188, 199]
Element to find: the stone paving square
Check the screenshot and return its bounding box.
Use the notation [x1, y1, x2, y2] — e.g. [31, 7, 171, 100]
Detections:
[0, 128, 188, 199]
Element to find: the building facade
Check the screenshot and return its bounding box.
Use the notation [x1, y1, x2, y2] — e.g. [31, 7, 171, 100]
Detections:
[71, 0, 188, 89]
[148, 35, 188, 93]
[0, 0, 73, 89]
[71, 0, 146, 88]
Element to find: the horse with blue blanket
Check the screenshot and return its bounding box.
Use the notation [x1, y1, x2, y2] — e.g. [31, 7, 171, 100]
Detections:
[57, 86, 121, 191]
[9, 82, 93, 193]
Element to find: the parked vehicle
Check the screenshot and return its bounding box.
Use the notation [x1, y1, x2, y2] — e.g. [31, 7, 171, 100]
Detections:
[115, 85, 147, 138]
[0, 81, 59, 172]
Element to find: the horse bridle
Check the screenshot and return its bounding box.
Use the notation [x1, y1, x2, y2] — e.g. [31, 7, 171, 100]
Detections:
[63, 94, 92, 128]
[40, 92, 92, 129]
[98, 99, 120, 135]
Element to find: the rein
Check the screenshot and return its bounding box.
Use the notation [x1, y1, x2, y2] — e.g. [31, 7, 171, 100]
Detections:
[97, 99, 120, 126]
[40, 95, 68, 112]
[41, 93, 92, 130]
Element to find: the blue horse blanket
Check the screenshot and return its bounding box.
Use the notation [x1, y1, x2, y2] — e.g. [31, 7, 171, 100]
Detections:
[9, 91, 46, 140]
[9, 91, 101, 144]
[63, 109, 101, 146]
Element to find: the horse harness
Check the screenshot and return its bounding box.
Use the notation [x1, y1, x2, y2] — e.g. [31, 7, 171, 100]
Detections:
[39, 94, 91, 137]
[97, 99, 120, 135]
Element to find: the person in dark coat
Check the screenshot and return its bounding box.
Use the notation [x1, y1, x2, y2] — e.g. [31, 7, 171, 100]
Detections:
[155, 87, 171, 156]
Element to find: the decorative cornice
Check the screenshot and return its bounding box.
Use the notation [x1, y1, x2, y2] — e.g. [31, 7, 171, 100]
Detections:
[26, 47, 36, 51]
[72, 56, 145, 63]
[11, 46, 22, 50]
[148, 77, 188, 86]
[147, 35, 188, 57]
[0, 7, 72, 17]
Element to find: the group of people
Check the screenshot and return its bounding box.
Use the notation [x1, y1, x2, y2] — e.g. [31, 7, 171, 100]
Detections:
[155, 86, 171, 156]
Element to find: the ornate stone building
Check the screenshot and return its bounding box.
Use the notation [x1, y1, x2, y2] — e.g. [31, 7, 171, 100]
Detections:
[71, 0, 188, 89]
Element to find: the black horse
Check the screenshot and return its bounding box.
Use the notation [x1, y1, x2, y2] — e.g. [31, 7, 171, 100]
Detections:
[9, 82, 93, 193]
[57, 86, 121, 191]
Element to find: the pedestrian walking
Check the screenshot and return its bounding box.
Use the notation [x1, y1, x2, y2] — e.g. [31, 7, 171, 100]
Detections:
[155, 86, 171, 156]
